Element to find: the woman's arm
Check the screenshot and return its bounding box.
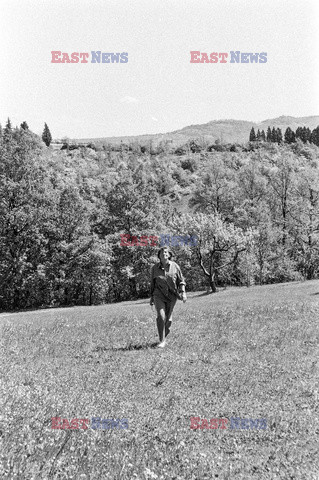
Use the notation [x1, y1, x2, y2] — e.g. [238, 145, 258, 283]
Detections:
[150, 266, 155, 305]
[176, 264, 186, 291]
[176, 264, 187, 302]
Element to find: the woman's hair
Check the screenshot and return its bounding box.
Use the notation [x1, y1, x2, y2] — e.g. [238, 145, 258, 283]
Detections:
[157, 247, 173, 260]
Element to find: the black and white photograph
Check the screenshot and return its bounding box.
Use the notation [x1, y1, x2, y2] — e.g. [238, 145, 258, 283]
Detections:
[1, 0, 318, 478]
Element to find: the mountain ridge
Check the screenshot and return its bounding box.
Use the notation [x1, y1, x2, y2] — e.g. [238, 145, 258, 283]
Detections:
[72, 115, 319, 146]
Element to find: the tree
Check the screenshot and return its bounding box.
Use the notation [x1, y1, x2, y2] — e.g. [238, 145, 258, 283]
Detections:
[253, 213, 277, 285]
[276, 128, 283, 143]
[266, 126, 272, 142]
[261, 129, 266, 141]
[171, 213, 252, 292]
[271, 127, 277, 143]
[295, 127, 310, 143]
[310, 126, 319, 146]
[20, 121, 29, 131]
[190, 156, 236, 218]
[295, 127, 302, 142]
[284, 127, 295, 144]
[263, 149, 296, 245]
[94, 169, 164, 300]
[189, 139, 202, 153]
[237, 158, 268, 215]
[43, 184, 101, 306]
[42, 123, 52, 146]
[0, 129, 47, 309]
[305, 127, 312, 143]
[4, 118, 12, 137]
[290, 160, 319, 279]
[249, 127, 256, 142]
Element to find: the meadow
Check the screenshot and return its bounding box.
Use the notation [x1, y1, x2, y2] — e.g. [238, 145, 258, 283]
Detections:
[0, 280, 318, 479]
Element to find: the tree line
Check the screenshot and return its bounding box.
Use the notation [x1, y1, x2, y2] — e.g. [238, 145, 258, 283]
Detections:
[1, 119, 319, 310]
[249, 125, 319, 145]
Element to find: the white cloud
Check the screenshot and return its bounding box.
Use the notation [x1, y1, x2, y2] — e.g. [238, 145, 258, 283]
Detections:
[151, 116, 159, 122]
[119, 96, 139, 104]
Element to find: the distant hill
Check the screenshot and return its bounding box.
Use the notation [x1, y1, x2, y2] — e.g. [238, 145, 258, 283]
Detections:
[71, 115, 319, 146]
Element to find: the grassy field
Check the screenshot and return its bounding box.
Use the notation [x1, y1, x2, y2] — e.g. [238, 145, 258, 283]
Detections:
[1, 280, 318, 479]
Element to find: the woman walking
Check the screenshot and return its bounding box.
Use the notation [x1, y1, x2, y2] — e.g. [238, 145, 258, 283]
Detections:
[150, 247, 187, 348]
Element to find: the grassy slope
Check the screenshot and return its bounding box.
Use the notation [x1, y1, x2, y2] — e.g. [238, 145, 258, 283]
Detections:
[1, 281, 318, 479]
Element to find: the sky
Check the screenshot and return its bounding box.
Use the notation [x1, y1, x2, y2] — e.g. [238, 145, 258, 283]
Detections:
[1, 0, 318, 139]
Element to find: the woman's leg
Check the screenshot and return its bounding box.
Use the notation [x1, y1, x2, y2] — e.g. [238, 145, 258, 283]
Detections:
[165, 297, 177, 337]
[153, 296, 166, 344]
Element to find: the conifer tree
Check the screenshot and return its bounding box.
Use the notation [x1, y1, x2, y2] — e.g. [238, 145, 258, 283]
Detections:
[266, 126, 272, 142]
[4, 118, 12, 135]
[295, 127, 302, 141]
[305, 127, 311, 143]
[271, 127, 277, 143]
[284, 127, 295, 144]
[42, 123, 52, 146]
[276, 128, 283, 143]
[296, 127, 311, 143]
[3, 118, 13, 142]
[20, 121, 29, 131]
[249, 127, 256, 142]
[310, 126, 319, 146]
[256, 129, 261, 141]
[301, 127, 307, 143]
[261, 129, 266, 141]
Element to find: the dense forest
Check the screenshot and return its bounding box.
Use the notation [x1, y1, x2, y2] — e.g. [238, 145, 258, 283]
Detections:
[1, 119, 319, 311]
